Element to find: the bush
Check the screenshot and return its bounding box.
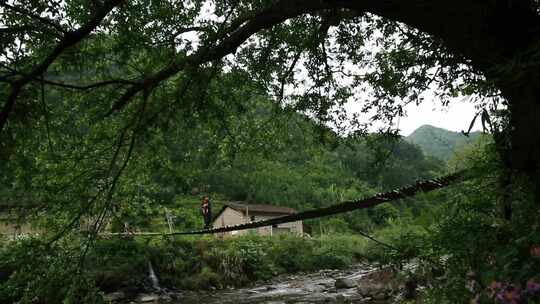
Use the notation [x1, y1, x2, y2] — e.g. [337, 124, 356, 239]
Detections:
[0, 237, 103, 304]
[0, 233, 371, 301]
[313, 235, 368, 269]
[153, 234, 369, 289]
[367, 216, 428, 265]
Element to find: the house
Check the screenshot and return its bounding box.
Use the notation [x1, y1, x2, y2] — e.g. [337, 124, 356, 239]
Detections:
[0, 213, 35, 237]
[212, 202, 303, 237]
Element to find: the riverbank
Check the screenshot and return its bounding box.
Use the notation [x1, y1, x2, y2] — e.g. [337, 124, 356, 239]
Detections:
[107, 263, 412, 304]
[0, 234, 382, 303]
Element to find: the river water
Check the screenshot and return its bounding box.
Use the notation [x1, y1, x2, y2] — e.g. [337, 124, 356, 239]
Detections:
[171, 263, 392, 304]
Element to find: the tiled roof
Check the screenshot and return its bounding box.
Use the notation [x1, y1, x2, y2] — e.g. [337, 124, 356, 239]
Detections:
[224, 201, 297, 215]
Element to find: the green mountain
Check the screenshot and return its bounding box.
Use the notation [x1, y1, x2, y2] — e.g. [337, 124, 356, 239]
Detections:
[405, 125, 482, 161]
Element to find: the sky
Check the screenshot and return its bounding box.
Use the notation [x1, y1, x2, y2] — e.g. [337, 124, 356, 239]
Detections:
[182, 4, 486, 137]
[394, 97, 482, 136]
[342, 93, 484, 137]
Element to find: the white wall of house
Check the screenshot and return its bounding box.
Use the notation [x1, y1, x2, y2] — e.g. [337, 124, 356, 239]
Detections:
[212, 208, 303, 237]
[0, 218, 35, 236]
[212, 207, 248, 237]
[252, 214, 303, 236]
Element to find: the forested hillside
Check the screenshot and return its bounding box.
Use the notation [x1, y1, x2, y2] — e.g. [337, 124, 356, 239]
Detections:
[58, 85, 446, 234]
[405, 125, 482, 161]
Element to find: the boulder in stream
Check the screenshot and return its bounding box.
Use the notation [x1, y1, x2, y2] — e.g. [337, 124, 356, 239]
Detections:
[135, 293, 160, 303]
[356, 267, 397, 298]
[357, 282, 386, 297]
[334, 277, 357, 289]
[102, 291, 126, 302]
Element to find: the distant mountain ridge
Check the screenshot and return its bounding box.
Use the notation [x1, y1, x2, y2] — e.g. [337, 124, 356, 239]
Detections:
[405, 125, 482, 161]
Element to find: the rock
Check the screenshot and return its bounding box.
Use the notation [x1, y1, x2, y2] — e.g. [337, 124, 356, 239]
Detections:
[136, 293, 160, 303]
[318, 281, 334, 288]
[360, 268, 395, 284]
[346, 295, 365, 303]
[103, 291, 126, 302]
[305, 284, 326, 293]
[357, 282, 385, 296]
[362, 296, 373, 302]
[334, 277, 356, 289]
[335, 294, 346, 302]
[168, 292, 182, 300]
[160, 293, 172, 302]
[373, 291, 388, 301]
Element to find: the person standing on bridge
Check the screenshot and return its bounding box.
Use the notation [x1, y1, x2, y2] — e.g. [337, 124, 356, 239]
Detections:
[201, 196, 212, 229]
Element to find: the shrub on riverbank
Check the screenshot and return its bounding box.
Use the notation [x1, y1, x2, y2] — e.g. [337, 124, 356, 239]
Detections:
[0, 233, 371, 302]
[0, 238, 103, 303]
[362, 177, 540, 304]
[152, 234, 368, 289]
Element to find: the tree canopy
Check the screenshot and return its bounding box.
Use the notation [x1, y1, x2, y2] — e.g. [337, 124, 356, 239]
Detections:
[1, 2, 540, 303]
[2, 1, 539, 181]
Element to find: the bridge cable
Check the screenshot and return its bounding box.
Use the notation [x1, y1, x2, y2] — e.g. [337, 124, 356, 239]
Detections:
[103, 169, 471, 238]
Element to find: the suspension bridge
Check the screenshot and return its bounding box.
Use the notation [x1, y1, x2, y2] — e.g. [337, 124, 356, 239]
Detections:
[101, 169, 471, 237]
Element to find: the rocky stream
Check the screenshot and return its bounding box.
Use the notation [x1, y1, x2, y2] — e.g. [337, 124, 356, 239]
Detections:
[105, 263, 418, 304]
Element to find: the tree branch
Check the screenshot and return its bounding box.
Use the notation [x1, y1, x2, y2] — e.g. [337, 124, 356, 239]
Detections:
[40, 78, 136, 90]
[107, 0, 334, 115]
[0, 2, 67, 36]
[0, 0, 124, 134]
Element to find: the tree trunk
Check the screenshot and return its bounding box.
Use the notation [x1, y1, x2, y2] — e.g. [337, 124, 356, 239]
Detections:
[500, 73, 540, 205]
[337, 0, 540, 203]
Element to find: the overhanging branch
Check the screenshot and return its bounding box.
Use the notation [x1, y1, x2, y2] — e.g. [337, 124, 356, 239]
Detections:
[106, 0, 335, 115]
[0, 2, 67, 36]
[0, 0, 124, 134]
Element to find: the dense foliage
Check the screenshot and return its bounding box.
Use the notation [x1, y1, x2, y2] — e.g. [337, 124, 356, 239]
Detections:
[1, 0, 540, 303]
[0, 234, 369, 303]
[366, 139, 540, 304]
[0, 72, 450, 302]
